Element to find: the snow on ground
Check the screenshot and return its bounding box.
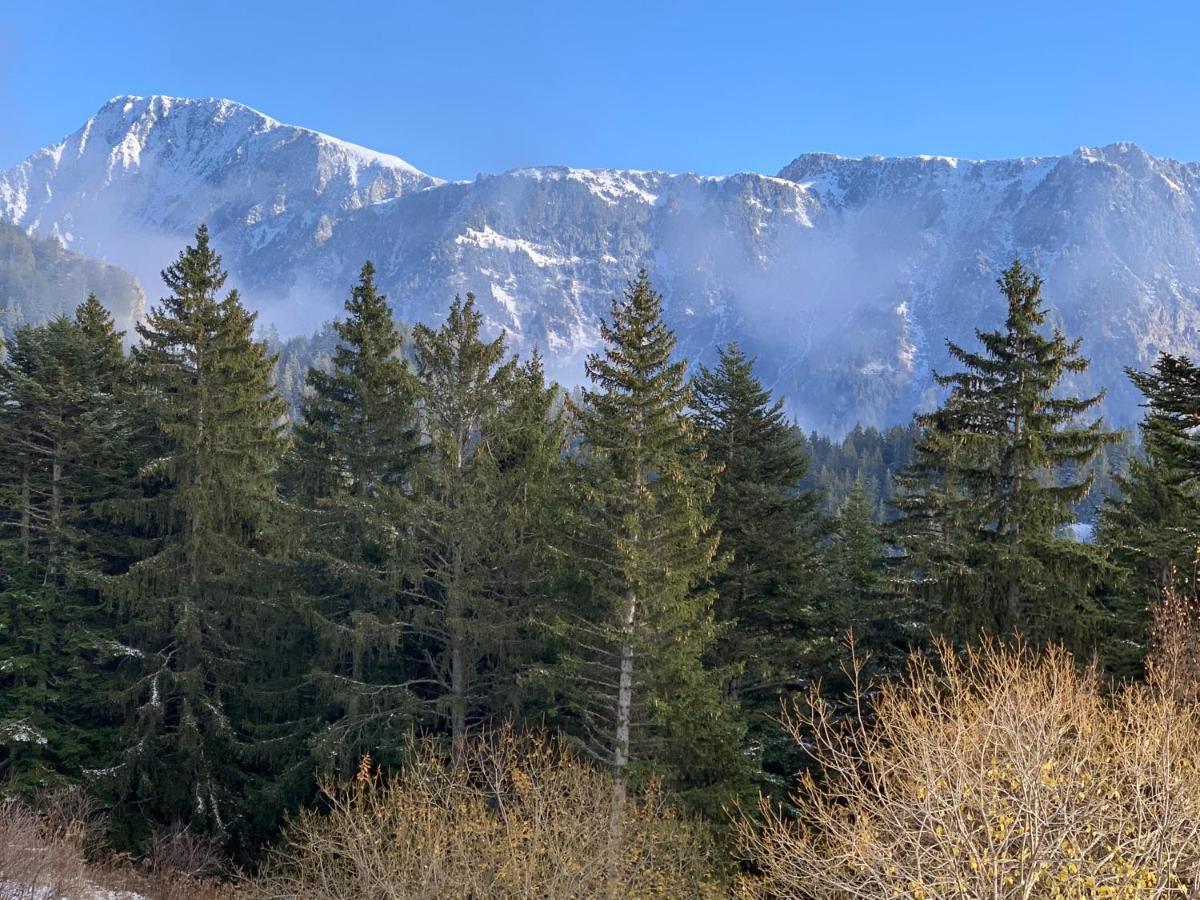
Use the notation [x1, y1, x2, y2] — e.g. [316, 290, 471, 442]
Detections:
[0, 881, 146, 900]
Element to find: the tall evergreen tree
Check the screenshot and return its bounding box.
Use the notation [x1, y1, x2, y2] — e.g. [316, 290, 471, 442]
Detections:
[557, 272, 744, 817]
[109, 227, 298, 852]
[477, 351, 571, 722]
[690, 342, 825, 783]
[891, 260, 1119, 648]
[406, 295, 523, 758]
[284, 262, 423, 773]
[0, 299, 135, 789]
[1098, 354, 1200, 677]
[286, 262, 419, 505]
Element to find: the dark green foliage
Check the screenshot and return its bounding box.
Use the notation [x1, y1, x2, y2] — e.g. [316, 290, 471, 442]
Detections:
[284, 262, 423, 773]
[799, 424, 920, 518]
[891, 260, 1120, 649]
[1098, 355, 1200, 678]
[0, 235, 1184, 874]
[287, 261, 420, 505]
[106, 226, 299, 853]
[797, 420, 1124, 525]
[691, 343, 826, 786]
[0, 298, 135, 790]
[407, 295, 566, 755]
[554, 272, 745, 809]
[824, 479, 904, 678]
[464, 350, 569, 723]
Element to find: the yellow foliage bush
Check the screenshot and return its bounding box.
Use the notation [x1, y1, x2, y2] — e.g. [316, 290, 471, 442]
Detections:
[736, 609, 1200, 899]
[248, 728, 722, 899]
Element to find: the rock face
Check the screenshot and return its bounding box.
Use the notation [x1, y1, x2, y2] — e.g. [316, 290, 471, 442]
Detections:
[5, 96, 1200, 432]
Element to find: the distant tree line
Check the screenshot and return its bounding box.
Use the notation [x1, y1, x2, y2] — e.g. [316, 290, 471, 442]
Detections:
[0, 227, 1193, 867]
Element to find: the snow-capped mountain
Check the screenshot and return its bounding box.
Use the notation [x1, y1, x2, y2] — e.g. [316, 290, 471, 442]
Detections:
[4, 95, 1200, 433]
[0, 95, 438, 328]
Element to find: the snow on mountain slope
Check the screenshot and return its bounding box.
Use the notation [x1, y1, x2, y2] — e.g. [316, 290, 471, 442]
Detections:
[4, 96, 1200, 432]
[324, 166, 821, 384]
[0, 95, 439, 325]
[774, 143, 1200, 428]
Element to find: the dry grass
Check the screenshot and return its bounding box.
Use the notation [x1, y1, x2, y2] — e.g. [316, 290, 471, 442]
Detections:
[0, 798, 89, 899]
[734, 605, 1200, 899]
[88, 859, 237, 900]
[248, 727, 723, 899]
[0, 794, 234, 900]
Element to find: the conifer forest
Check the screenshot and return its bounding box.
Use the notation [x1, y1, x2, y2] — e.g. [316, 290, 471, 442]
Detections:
[5, 226, 1200, 896]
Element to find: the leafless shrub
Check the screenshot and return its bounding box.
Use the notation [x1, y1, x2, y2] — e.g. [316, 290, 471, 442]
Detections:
[735, 631, 1200, 898]
[1148, 586, 1200, 703]
[30, 784, 107, 859]
[0, 798, 88, 899]
[0, 791, 233, 900]
[143, 821, 225, 879]
[248, 726, 722, 899]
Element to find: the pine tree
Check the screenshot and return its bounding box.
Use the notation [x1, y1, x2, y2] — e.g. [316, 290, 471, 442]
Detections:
[891, 260, 1119, 648]
[690, 342, 825, 784]
[284, 262, 423, 773]
[109, 226, 297, 852]
[0, 298, 135, 789]
[1098, 355, 1200, 677]
[557, 272, 744, 818]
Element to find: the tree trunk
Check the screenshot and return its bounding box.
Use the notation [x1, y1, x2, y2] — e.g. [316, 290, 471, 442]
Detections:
[18, 461, 30, 563]
[449, 422, 468, 763]
[449, 540, 467, 763]
[1005, 366, 1026, 631]
[47, 452, 62, 583]
[610, 587, 636, 829]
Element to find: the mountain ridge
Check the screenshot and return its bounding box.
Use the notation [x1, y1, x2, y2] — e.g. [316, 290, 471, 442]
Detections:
[3, 95, 1198, 433]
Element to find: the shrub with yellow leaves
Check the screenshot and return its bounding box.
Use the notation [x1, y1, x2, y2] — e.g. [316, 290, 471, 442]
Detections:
[247, 726, 722, 899]
[735, 598, 1200, 899]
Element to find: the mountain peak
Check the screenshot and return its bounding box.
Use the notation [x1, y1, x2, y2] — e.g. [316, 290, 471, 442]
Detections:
[776, 150, 971, 183]
[94, 93, 273, 124]
[0, 93, 443, 288]
[3, 95, 1199, 434]
[81, 94, 433, 176]
[1072, 141, 1154, 164]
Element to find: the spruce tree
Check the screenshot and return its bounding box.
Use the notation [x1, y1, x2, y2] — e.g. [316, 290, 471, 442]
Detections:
[690, 342, 825, 784]
[558, 271, 744, 816]
[407, 295, 523, 758]
[475, 351, 570, 722]
[892, 260, 1119, 647]
[110, 227, 297, 851]
[286, 262, 419, 505]
[825, 478, 906, 677]
[0, 301, 135, 789]
[1098, 355, 1200, 677]
[284, 262, 423, 773]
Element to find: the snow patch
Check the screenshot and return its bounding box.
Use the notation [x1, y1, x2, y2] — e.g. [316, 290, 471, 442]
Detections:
[0, 720, 48, 746]
[0, 880, 147, 900]
[566, 168, 660, 205]
[455, 225, 579, 268]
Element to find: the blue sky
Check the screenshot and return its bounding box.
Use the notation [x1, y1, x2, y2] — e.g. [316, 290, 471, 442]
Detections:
[0, 1, 1194, 179]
